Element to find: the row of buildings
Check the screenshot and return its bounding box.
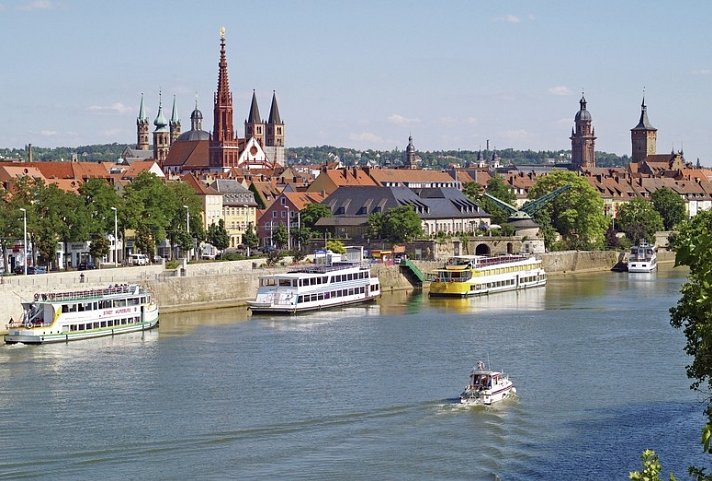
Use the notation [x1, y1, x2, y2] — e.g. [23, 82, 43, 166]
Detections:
[3, 29, 712, 267]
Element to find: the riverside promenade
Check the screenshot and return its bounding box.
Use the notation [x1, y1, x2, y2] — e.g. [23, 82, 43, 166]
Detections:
[0, 250, 676, 335]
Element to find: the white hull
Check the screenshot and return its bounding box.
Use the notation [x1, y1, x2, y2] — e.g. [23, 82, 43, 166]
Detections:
[5, 315, 159, 344]
[628, 259, 657, 273]
[4, 284, 159, 345]
[460, 384, 516, 405]
[628, 242, 657, 273]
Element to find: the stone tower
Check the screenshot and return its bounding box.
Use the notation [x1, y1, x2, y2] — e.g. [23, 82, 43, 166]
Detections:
[265, 90, 285, 166]
[404, 135, 418, 169]
[631, 96, 657, 163]
[153, 92, 170, 163]
[169, 94, 181, 145]
[136, 93, 150, 151]
[209, 27, 240, 170]
[245, 90, 265, 146]
[570, 93, 596, 170]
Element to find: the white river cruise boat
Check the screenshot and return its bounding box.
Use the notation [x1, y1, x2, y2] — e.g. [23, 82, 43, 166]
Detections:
[627, 241, 657, 273]
[429, 254, 546, 297]
[5, 284, 159, 345]
[460, 361, 516, 406]
[248, 246, 381, 314]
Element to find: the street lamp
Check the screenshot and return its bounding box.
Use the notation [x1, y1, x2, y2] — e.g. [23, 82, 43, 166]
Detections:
[19, 208, 27, 275]
[183, 205, 190, 259]
[286, 205, 291, 251]
[111, 207, 118, 265]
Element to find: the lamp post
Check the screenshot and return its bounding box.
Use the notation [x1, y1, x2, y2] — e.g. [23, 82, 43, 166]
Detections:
[111, 207, 118, 265]
[19, 208, 27, 275]
[183, 205, 190, 259]
[286, 205, 291, 251]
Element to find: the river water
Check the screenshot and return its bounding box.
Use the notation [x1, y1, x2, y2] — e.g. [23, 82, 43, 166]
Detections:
[0, 264, 705, 480]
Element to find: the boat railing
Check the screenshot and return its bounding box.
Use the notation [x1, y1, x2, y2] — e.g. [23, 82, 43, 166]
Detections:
[33, 284, 137, 303]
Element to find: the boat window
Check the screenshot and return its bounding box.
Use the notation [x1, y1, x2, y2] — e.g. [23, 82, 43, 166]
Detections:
[108, 320, 114, 327]
[114, 299, 127, 307]
[128, 298, 139, 306]
[279, 279, 291, 287]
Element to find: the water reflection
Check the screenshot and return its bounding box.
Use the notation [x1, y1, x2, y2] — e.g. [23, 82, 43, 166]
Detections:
[427, 287, 546, 313]
[159, 306, 251, 336]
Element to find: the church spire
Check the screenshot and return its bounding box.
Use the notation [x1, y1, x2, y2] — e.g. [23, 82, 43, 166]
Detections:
[210, 27, 240, 169]
[267, 90, 282, 124]
[169, 94, 181, 144]
[247, 90, 261, 123]
[136, 93, 149, 150]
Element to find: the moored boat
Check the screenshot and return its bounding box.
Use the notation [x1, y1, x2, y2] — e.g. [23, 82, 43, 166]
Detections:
[460, 361, 516, 406]
[429, 254, 546, 297]
[627, 241, 657, 273]
[247, 246, 381, 314]
[4, 284, 159, 345]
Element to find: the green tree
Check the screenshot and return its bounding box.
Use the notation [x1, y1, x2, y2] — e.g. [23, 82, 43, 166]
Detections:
[34, 183, 75, 268]
[668, 209, 712, 480]
[273, 223, 288, 249]
[248, 183, 266, 209]
[300, 203, 331, 229]
[326, 239, 346, 254]
[651, 187, 686, 231]
[381, 205, 423, 243]
[123, 172, 173, 257]
[529, 170, 609, 250]
[629, 449, 676, 481]
[0, 194, 25, 274]
[207, 219, 230, 251]
[463, 177, 514, 226]
[89, 233, 110, 261]
[616, 198, 664, 245]
[367, 211, 386, 240]
[243, 222, 259, 250]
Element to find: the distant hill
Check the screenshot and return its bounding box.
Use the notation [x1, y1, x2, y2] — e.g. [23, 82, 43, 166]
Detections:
[0, 144, 630, 168]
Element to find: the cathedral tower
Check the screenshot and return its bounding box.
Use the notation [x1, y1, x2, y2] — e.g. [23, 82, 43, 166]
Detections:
[404, 135, 418, 169]
[245, 90, 265, 146]
[209, 27, 240, 170]
[570, 93, 596, 170]
[136, 93, 150, 151]
[265, 90, 285, 166]
[169, 94, 181, 145]
[153, 92, 170, 163]
[631, 96, 657, 163]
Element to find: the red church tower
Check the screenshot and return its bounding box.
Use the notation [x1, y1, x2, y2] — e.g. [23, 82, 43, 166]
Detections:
[209, 27, 240, 170]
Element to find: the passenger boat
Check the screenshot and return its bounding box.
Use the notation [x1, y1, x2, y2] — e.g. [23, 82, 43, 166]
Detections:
[428, 254, 546, 297]
[460, 361, 516, 406]
[248, 246, 381, 314]
[4, 284, 159, 345]
[627, 241, 657, 273]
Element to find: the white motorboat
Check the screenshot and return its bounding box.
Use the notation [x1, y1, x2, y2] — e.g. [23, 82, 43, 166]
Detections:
[627, 241, 657, 273]
[460, 361, 516, 406]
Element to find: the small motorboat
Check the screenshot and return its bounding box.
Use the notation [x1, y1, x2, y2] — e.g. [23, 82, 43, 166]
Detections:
[460, 361, 516, 406]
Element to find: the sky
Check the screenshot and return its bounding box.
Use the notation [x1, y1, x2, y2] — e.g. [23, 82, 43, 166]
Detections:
[1, 0, 711, 161]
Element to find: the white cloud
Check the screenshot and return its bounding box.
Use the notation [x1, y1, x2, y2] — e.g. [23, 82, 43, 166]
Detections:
[40, 130, 57, 136]
[16, 0, 53, 11]
[548, 85, 572, 96]
[465, 116, 478, 125]
[349, 131, 383, 143]
[87, 102, 133, 114]
[501, 129, 532, 142]
[387, 114, 420, 125]
[692, 69, 712, 76]
[494, 14, 521, 24]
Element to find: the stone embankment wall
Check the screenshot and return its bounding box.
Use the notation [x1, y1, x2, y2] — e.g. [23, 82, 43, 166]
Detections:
[0, 250, 679, 334]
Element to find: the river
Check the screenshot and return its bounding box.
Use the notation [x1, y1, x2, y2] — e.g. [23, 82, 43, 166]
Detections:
[0, 264, 704, 480]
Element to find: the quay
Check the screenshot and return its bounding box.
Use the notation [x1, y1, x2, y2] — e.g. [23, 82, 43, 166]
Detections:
[0, 250, 676, 335]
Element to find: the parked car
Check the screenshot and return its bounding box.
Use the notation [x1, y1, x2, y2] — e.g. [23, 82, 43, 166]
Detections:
[128, 253, 149, 265]
[78, 261, 97, 270]
[14, 265, 47, 275]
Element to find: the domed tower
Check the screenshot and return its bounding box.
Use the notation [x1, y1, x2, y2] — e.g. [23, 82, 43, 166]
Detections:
[631, 96, 657, 163]
[136, 93, 150, 151]
[169, 94, 181, 145]
[265, 90, 285, 166]
[153, 91, 170, 164]
[570, 93, 596, 171]
[245, 89, 265, 146]
[404, 135, 418, 169]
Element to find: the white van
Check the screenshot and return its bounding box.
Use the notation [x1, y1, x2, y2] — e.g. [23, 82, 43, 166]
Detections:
[128, 253, 149, 266]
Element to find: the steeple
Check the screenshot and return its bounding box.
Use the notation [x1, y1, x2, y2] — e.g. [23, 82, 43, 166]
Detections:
[169, 94, 181, 144]
[245, 89, 265, 146]
[267, 90, 282, 124]
[630, 94, 657, 163]
[136, 93, 149, 151]
[153, 91, 170, 164]
[209, 27, 240, 170]
[404, 135, 418, 169]
[266, 90, 284, 148]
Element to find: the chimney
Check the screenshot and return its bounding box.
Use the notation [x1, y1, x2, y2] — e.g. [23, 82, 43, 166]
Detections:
[26, 143, 33, 163]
